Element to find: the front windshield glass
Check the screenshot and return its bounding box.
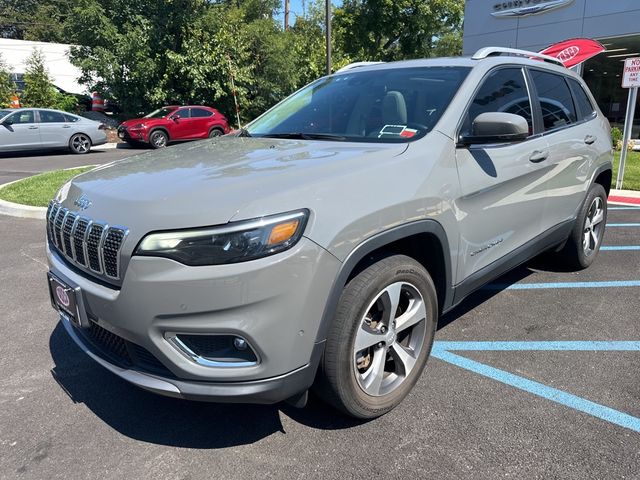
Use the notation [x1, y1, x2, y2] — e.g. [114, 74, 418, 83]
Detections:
[144, 107, 176, 119]
[247, 66, 470, 142]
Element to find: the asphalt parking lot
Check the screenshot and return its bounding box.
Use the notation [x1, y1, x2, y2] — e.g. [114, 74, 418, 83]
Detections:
[0, 184, 638, 477]
[0, 146, 149, 185]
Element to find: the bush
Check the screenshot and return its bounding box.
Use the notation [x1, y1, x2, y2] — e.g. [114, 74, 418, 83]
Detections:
[611, 127, 623, 149]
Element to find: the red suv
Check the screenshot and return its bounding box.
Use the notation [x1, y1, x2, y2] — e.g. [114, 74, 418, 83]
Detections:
[118, 105, 231, 148]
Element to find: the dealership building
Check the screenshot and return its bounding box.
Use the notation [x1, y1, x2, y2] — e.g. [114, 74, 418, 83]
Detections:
[463, 0, 640, 131]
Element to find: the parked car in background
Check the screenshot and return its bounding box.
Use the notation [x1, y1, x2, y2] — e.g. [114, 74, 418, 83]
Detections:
[0, 108, 107, 154]
[117, 105, 231, 148]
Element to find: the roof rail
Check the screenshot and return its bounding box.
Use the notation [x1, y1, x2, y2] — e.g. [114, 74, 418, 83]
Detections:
[472, 47, 564, 67]
[335, 61, 384, 73]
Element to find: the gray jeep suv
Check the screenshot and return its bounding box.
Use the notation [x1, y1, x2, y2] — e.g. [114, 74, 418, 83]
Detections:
[46, 47, 613, 418]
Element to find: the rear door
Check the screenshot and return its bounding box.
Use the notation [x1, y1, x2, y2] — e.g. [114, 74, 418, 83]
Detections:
[190, 107, 215, 138]
[38, 110, 71, 148]
[0, 110, 41, 151]
[455, 67, 549, 281]
[530, 72, 606, 229]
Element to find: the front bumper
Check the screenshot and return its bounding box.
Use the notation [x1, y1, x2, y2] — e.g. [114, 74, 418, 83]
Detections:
[117, 126, 148, 143]
[60, 313, 324, 403]
[47, 238, 340, 403]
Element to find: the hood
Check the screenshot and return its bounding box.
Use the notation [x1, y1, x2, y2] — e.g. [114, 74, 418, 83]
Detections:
[120, 117, 166, 127]
[57, 136, 408, 238]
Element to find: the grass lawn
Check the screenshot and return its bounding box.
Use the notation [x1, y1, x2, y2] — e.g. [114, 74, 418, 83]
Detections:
[0, 166, 94, 207]
[612, 150, 640, 191]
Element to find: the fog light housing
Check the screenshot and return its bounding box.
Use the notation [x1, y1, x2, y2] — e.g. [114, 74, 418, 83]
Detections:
[166, 333, 258, 368]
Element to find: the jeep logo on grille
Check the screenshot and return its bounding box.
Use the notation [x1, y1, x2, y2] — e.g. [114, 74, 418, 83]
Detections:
[73, 194, 92, 211]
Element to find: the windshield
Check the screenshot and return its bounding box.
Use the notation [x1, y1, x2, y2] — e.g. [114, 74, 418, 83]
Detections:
[247, 66, 470, 142]
[0, 109, 12, 119]
[144, 107, 176, 119]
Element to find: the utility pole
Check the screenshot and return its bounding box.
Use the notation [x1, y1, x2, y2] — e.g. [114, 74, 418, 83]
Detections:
[325, 0, 332, 75]
[284, 0, 290, 30]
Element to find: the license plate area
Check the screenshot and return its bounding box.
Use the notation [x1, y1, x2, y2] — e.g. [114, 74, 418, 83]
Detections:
[47, 273, 88, 328]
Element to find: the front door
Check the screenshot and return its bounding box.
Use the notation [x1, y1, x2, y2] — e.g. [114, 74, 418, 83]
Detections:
[169, 108, 195, 140]
[0, 110, 41, 151]
[455, 67, 549, 282]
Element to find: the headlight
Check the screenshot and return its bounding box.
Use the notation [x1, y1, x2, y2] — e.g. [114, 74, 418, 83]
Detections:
[130, 123, 145, 129]
[135, 210, 309, 266]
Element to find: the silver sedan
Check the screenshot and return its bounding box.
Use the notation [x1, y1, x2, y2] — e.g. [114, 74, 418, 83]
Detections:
[0, 108, 108, 154]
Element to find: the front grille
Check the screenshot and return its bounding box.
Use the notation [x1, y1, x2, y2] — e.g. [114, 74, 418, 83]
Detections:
[47, 200, 128, 282]
[82, 320, 176, 378]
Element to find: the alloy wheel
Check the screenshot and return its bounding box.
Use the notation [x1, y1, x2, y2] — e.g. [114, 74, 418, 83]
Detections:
[583, 196, 604, 256]
[151, 131, 167, 148]
[353, 282, 427, 397]
[71, 134, 90, 153]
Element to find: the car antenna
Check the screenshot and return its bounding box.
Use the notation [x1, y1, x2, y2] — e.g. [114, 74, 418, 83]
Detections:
[226, 55, 243, 131]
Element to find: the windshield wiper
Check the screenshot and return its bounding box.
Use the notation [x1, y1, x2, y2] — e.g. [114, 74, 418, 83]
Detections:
[236, 127, 252, 137]
[261, 132, 347, 141]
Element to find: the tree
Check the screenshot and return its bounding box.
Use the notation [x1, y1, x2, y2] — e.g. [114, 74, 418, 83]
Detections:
[21, 48, 77, 111]
[0, 53, 14, 108]
[333, 0, 464, 61]
[0, 0, 74, 42]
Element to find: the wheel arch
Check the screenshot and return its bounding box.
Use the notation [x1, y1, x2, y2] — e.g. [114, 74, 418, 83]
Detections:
[149, 126, 170, 141]
[315, 219, 453, 343]
[592, 162, 613, 197]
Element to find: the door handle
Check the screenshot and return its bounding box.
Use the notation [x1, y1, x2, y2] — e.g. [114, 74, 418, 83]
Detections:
[62, 125, 71, 128]
[28, 126, 38, 130]
[529, 150, 549, 163]
[584, 135, 597, 145]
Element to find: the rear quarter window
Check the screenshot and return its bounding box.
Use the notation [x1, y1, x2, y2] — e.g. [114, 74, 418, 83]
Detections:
[567, 78, 596, 121]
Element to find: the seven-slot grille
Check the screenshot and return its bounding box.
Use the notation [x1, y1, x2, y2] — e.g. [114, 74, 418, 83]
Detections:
[47, 200, 128, 281]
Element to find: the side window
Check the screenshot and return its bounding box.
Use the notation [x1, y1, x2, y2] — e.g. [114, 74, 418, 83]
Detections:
[175, 108, 190, 118]
[39, 110, 66, 123]
[63, 113, 80, 123]
[567, 78, 596, 121]
[191, 108, 213, 118]
[530, 70, 577, 131]
[7, 110, 35, 124]
[462, 68, 533, 137]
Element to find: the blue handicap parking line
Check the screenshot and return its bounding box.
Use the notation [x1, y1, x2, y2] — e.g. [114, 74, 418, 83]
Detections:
[431, 341, 640, 433]
[607, 223, 640, 227]
[600, 246, 640, 251]
[485, 280, 640, 290]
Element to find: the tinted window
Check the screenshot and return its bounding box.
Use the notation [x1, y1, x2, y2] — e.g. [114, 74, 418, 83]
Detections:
[144, 107, 176, 119]
[175, 108, 190, 118]
[568, 78, 595, 121]
[40, 110, 66, 123]
[248, 67, 471, 142]
[462, 68, 532, 137]
[63, 113, 80, 122]
[191, 108, 213, 118]
[530, 70, 577, 131]
[7, 110, 35, 124]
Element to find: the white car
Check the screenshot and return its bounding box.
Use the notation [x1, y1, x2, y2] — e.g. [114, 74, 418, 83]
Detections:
[0, 108, 107, 154]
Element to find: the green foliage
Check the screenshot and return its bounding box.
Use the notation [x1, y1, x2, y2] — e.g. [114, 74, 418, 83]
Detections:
[334, 0, 464, 61]
[21, 49, 78, 112]
[7, 0, 465, 122]
[611, 126, 623, 149]
[0, 53, 14, 108]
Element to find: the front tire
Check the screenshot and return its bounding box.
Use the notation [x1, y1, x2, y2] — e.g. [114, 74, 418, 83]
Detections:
[561, 183, 608, 269]
[315, 254, 438, 419]
[149, 129, 168, 149]
[69, 133, 91, 154]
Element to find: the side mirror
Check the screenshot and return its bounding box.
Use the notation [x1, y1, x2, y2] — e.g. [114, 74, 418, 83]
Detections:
[1, 118, 13, 126]
[169, 114, 180, 121]
[460, 112, 529, 145]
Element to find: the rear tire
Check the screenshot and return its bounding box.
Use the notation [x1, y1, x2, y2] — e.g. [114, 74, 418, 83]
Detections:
[208, 128, 223, 138]
[560, 183, 608, 269]
[314, 254, 438, 419]
[69, 133, 91, 154]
